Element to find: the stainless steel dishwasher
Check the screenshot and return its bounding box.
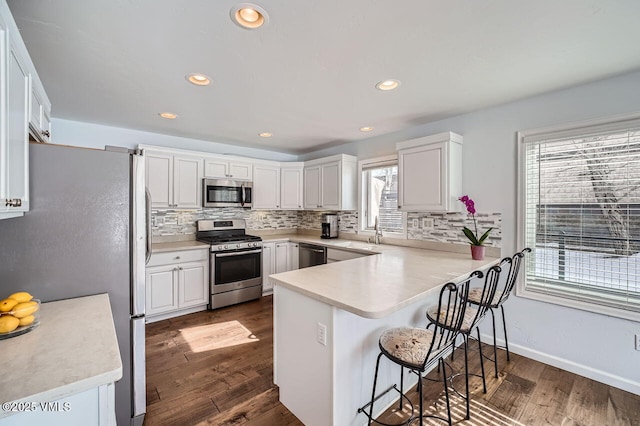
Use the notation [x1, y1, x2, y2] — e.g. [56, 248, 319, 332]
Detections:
[298, 243, 327, 269]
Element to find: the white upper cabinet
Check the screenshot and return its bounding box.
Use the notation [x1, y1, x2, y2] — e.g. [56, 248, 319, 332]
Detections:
[204, 156, 252, 180]
[0, 2, 51, 219]
[146, 151, 202, 209]
[252, 164, 280, 209]
[396, 132, 462, 212]
[303, 154, 357, 210]
[173, 155, 202, 208]
[252, 162, 303, 210]
[29, 78, 51, 143]
[280, 164, 303, 210]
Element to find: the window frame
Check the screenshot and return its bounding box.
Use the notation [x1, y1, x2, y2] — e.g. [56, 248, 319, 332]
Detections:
[517, 112, 640, 322]
[357, 155, 407, 238]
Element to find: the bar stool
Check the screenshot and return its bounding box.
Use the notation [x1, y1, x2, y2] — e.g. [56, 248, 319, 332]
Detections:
[359, 274, 475, 426]
[468, 248, 531, 378]
[426, 263, 505, 419]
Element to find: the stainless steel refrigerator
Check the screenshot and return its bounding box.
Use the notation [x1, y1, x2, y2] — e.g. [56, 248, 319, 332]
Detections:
[0, 143, 149, 426]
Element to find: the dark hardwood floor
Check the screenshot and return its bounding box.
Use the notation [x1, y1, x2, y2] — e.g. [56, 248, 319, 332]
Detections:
[144, 296, 640, 426]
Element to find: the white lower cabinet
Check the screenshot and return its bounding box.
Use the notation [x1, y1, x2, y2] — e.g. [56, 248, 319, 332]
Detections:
[146, 248, 208, 322]
[275, 242, 289, 274]
[263, 241, 299, 294]
[288, 242, 299, 270]
[262, 242, 275, 294]
[0, 383, 116, 426]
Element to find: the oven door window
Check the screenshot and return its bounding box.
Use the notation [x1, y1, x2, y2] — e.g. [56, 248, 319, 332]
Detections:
[214, 251, 261, 285]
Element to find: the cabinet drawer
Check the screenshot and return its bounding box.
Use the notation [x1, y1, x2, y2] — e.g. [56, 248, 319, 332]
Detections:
[148, 249, 208, 267]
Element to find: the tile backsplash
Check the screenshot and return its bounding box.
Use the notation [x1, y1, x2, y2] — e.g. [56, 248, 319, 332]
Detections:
[407, 212, 501, 247]
[152, 209, 501, 247]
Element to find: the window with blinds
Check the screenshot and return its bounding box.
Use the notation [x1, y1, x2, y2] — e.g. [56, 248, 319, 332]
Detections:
[518, 115, 640, 318]
[360, 157, 405, 234]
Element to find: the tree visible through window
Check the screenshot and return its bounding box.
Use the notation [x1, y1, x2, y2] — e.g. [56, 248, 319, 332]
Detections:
[362, 162, 404, 233]
[520, 119, 640, 317]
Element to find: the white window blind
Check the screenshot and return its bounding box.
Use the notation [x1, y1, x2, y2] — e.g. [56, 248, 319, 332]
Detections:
[520, 117, 640, 316]
[361, 159, 404, 233]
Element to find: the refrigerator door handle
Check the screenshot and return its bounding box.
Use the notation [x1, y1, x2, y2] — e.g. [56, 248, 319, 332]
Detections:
[145, 187, 152, 264]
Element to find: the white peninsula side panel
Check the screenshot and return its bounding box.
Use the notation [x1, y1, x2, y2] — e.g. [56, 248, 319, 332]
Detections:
[274, 285, 438, 426]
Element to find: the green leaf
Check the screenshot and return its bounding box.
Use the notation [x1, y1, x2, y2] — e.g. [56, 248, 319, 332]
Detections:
[477, 228, 493, 245]
[462, 227, 479, 245]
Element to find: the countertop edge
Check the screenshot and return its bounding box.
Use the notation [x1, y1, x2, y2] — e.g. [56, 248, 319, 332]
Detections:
[151, 241, 210, 253]
[271, 255, 500, 319]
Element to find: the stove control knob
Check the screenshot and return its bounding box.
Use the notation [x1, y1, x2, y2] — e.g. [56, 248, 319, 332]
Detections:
[253, 242, 259, 247]
[218, 245, 223, 250]
[224, 245, 229, 250]
[236, 244, 241, 248]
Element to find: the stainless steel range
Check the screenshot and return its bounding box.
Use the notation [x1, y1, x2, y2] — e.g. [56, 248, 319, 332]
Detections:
[196, 219, 262, 309]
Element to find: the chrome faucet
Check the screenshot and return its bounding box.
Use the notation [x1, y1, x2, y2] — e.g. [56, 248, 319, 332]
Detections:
[373, 216, 383, 244]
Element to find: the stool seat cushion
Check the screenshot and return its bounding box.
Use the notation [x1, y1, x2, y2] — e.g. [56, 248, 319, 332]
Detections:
[379, 327, 439, 369]
[468, 287, 502, 307]
[427, 306, 479, 333]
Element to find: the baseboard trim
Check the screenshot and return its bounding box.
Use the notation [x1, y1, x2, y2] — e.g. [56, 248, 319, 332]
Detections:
[478, 332, 640, 396]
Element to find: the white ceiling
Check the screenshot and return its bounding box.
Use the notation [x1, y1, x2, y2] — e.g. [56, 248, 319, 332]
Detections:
[7, 0, 640, 154]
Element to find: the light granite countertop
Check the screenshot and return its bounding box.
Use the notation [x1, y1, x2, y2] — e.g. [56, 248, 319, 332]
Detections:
[0, 294, 122, 418]
[268, 235, 500, 319]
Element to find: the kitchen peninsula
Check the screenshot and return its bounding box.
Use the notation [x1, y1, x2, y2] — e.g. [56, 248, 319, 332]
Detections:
[270, 240, 498, 426]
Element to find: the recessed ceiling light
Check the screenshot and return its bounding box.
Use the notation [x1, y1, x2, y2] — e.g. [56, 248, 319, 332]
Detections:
[360, 126, 374, 132]
[230, 4, 269, 29]
[259, 132, 273, 138]
[186, 73, 211, 86]
[375, 79, 401, 91]
[159, 112, 178, 119]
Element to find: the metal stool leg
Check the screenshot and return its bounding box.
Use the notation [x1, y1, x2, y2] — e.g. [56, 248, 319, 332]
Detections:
[441, 358, 453, 426]
[463, 334, 470, 420]
[399, 367, 403, 410]
[501, 304, 510, 362]
[368, 352, 384, 426]
[476, 327, 487, 393]
[489, 308, 499, 378]
[418, 367, 424, 426]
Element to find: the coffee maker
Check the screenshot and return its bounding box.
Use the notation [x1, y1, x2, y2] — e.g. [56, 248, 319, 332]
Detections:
[321, 214, 338, 239]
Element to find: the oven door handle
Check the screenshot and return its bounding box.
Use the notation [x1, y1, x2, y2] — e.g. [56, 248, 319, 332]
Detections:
[215, 249, 263, 258]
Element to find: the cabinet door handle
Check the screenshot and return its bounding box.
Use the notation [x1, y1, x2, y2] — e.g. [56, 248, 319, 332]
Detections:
[276, 205, 279, 208]
[174, 256, 180, 260]
[41, 130, 50, 137]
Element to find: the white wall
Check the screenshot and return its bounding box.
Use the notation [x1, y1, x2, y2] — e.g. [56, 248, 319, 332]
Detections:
[50, 118, 298, 162]
[302, 69, 640, 394]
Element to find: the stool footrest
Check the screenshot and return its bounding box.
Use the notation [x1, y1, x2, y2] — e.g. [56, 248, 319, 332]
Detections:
[357, 384, 416, 426]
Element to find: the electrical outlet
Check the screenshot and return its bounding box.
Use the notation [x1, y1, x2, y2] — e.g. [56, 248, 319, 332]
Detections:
[317, 323, 327, 346]
[177, 216, 185, 225]
[635, 334, 640, 351]
[422, 218, 434, 230]
[412, 219, 419, 228]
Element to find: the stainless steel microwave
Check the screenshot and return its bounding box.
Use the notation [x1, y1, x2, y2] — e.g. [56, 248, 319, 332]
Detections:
[202, 179, 252, 208]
